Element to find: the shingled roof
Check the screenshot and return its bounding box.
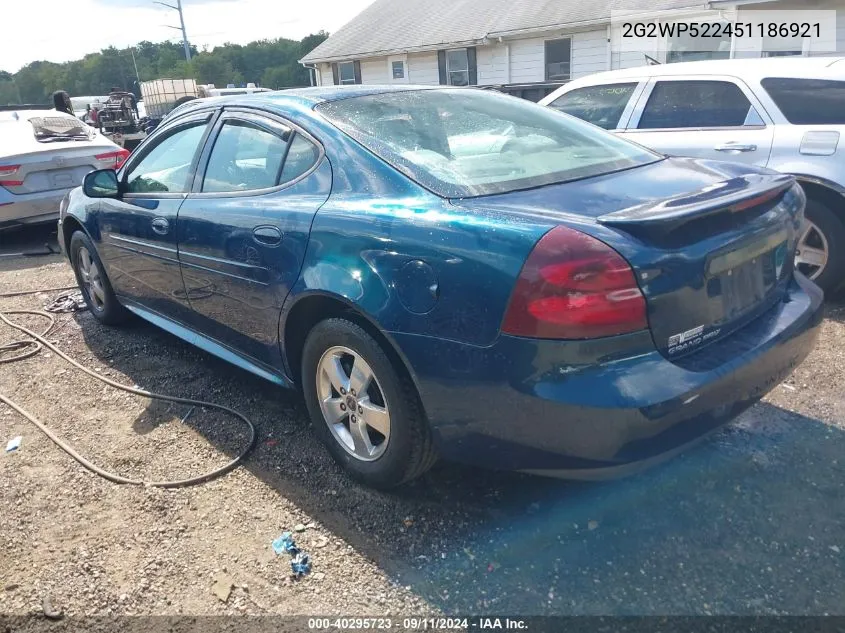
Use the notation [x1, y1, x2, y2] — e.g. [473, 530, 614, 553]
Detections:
[302, 0, 708, 63]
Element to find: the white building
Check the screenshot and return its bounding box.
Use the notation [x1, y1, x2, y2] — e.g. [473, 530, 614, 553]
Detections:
[300, 0, 845, 100]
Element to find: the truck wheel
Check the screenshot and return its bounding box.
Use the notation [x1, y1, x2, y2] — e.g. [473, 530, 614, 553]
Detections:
[797, 199, 845, 297]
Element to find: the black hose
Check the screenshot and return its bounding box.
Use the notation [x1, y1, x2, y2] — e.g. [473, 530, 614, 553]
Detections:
[0, 287, 257, 488]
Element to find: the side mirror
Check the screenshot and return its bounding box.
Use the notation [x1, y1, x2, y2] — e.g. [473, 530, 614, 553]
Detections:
[83, 169, 120, 198]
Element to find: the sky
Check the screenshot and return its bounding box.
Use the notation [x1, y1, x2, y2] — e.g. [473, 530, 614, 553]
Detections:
[0, 0, 375, 73]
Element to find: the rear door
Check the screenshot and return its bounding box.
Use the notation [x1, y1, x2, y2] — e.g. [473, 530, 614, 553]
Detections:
[620, 76, 775, 166]
[176, 108, 329, 366]
[98, 110, 216, 321]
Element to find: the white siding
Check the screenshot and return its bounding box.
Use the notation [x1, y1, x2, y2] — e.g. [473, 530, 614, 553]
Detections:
[319, 63, 334, 86]
[477, 44, 509, 85]
[407, 51, 440, 84]
[571, 29, 609, 77]
[808, 7, 845, 55]
[360, 59, 389, 83]
[509, 37, 545, 83]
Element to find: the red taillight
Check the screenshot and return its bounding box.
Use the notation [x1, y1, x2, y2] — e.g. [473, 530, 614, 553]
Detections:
[95, 149, 130, 170]
[502, 226, 647, 339]
[0, 164, 22, 187]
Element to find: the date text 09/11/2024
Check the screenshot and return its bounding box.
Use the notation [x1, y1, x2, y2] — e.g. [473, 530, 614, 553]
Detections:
[307, 617, 529, 630]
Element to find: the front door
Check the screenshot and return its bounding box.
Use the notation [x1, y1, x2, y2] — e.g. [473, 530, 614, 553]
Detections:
[176, 109, 329, 366]
[620, 76, 775, 167]
[98, 112, 215, 320]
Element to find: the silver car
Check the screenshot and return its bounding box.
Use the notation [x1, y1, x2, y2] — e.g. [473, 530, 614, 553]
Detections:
[0, 107, 127, 230]
[541, 56, 845, 295]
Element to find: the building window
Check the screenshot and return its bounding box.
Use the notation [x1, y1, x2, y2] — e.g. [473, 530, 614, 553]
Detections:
[667, 23, 731, 63]
[392, 60, 405, 79]
[338, 61, 356, 85]
[545, 39, 571, 82]
[764, 50, 803, 58]
[446, 49, 469, 86]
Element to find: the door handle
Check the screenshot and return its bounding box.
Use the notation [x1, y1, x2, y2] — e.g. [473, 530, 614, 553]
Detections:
[252, 225, 283, 246]
[151, 217, 169, 235]
[714, 143, 757, 153]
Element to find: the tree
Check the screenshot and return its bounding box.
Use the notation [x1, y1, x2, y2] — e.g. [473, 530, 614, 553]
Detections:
[1, 33, 328, 105]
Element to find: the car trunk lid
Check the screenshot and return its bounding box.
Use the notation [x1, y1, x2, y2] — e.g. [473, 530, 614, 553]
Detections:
[452, 157, 803, 360]
[0, 112, 120, 195]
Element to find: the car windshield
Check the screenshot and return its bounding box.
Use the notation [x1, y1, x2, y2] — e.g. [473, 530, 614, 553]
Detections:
[316, 89, 660, 197]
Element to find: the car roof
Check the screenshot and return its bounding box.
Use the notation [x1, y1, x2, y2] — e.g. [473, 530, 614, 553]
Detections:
[219, 85, 438, 106]
[167, 84, 444, 119]
[563, 56, 845, 88]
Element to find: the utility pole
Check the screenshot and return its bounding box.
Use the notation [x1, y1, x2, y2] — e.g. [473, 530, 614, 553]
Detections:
[129, 47, 141, 82]
[154, 0, 192, 61]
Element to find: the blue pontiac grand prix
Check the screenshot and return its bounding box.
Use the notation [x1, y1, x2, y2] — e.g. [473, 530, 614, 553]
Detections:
[58, 86, 823, 488]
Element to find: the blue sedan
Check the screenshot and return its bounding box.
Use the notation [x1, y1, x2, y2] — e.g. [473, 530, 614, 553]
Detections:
[58, 86, 823, 488]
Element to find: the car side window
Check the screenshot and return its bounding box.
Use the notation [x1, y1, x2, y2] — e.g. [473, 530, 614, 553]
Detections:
[202, 120, 288, 193]
[279, 134, 320, 183]
[125, 123, 207, 194]
[638, 80, 759, 130]
[761, 78, 845, 125]
[548, 83, 638, 130]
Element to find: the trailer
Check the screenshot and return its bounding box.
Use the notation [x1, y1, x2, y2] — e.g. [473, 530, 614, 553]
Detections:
[139, 78, 200, 118]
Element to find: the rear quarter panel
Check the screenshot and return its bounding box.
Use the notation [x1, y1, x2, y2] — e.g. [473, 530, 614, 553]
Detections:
[280, 118, 550, 348]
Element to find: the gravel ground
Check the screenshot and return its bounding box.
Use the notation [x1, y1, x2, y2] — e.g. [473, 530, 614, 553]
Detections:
[1, 226, 844, 620]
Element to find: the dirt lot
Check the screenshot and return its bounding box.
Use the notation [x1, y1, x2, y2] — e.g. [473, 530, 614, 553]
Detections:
[1, 226, 845, 619]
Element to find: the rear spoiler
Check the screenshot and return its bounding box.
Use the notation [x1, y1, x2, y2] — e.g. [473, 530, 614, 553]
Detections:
[597, 173, 795, 229]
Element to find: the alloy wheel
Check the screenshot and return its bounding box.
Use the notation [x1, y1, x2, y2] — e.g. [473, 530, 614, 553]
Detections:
[795, 218, 829, 281]
[77, 246, 106, 312]
[316, 345, 390, 461]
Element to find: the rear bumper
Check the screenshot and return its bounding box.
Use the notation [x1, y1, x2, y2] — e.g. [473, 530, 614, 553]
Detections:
[393, 274, 823, 476]
[0, 188, 66, 229]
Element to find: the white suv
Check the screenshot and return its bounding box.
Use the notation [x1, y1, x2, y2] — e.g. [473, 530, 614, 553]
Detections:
[541, 57, 845, 295]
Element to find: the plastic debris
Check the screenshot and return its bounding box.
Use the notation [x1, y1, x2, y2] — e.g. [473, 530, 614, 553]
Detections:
[5, 436, 21, 453]
[272, 531, 313, 578]
[291, 551, 312, 577]
[272, 532, 298, 555]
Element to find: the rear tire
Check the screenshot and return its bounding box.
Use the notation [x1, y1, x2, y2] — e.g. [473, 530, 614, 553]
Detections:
[799, 198, 845, 297]
[69, 231, 130, 326]
[301, 318, 436, 488]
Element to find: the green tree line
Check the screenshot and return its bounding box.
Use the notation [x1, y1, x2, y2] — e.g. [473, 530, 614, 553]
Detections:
[0, 32, 328, 105]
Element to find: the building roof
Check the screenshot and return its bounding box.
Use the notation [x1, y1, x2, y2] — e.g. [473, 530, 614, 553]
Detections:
[301, 0, 708, 63]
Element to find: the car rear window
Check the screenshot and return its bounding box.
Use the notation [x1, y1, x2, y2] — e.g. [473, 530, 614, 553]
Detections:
[761, 77, 845, 125]
[316, 89, 659, 198]
[547, 83, 638, 130]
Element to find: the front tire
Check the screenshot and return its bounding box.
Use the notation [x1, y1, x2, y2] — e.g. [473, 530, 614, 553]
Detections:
[301, 318, 436, 488]
[69, 231, 129, 325]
